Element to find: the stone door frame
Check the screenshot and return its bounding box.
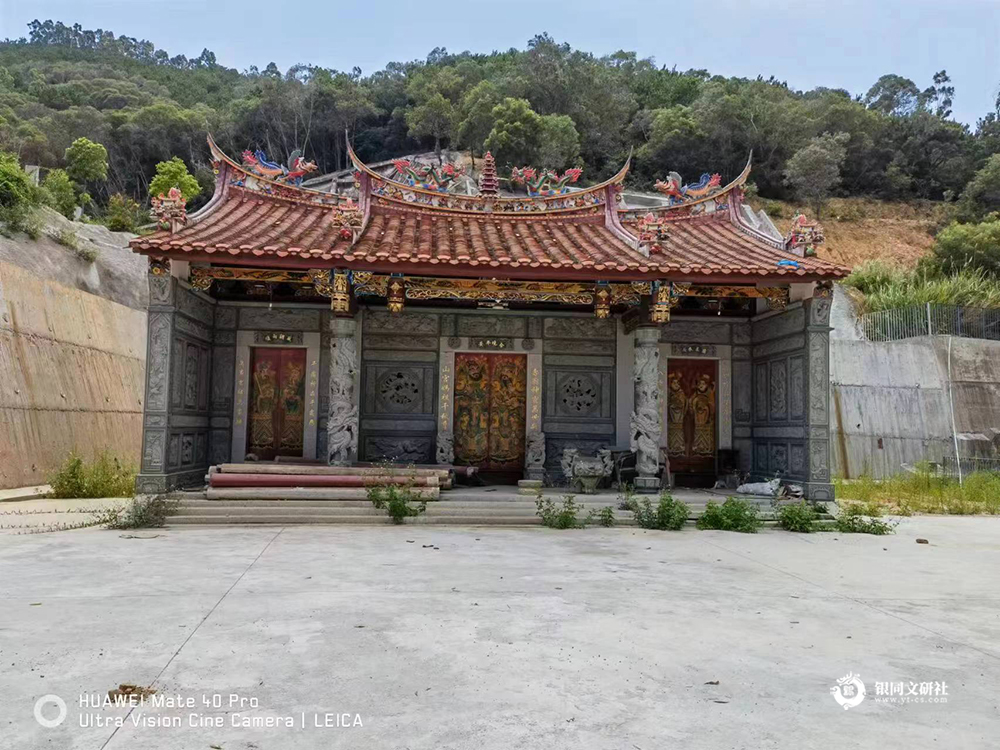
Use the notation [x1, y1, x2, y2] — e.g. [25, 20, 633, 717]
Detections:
[658, 343, 733, 454]
[232, 330, 321, 462]
[438, 336, 544, 465]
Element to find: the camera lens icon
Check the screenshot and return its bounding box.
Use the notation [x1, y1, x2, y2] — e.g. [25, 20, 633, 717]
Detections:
[34, 694, 67, 728]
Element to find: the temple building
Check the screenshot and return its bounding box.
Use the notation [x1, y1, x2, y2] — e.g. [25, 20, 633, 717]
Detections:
[129, 136, 849, 498]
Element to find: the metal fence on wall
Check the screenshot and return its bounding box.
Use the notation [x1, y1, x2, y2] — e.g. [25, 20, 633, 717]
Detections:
[860, 303, 1000, 342]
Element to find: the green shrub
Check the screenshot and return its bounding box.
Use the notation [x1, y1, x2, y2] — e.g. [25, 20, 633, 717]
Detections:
[631, 492, 689, 530]
[366, 478, 428, 524]
[104, 193, 149, 232]
[40, 168, 77, 218]
[536, 494, 583, 529]
[834, 503, 897, 535]
[696, 497, 763, 533]
[0, 149, 40, 234]
[844, 259, 1000, 313]
[586, 505, 616, 527]
[776, 500, 819, 532]
[49, 450, 137, 498]
[91, 495, 178, 529]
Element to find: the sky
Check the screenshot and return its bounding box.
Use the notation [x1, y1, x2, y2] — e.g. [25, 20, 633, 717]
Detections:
[1, 0, 997, 126]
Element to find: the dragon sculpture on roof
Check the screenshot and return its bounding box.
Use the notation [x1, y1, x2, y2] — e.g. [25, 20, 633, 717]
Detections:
[510, 166, 583, 197]
[655, 171, 723, 205]
[241, 148, 318, 186]
[392, 160, 466, 192]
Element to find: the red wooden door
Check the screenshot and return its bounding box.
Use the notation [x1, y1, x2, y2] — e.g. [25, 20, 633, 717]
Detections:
[665, 358, 717, 475]
[248, 347, 306, 460]
[453, 352, 526, 479]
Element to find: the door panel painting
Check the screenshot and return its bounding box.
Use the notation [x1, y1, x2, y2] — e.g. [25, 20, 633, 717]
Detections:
[249, 347, 306, 460]
[666, 358, 717, 475]
[453, 352, 526, 477]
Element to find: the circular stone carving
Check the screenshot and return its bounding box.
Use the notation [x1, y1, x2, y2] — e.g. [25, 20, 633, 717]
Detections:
[377, 370, 421, 412]
[560, 375, 598, 414]
[520, 337, 536, 351]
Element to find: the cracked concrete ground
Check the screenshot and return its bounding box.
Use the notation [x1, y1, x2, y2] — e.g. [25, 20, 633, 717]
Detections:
[1, 517, 998, 749]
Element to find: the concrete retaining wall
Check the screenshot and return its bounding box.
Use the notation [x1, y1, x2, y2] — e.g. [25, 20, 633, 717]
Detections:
[830, 288, 1000, 478]
[0, 260, 146, 488]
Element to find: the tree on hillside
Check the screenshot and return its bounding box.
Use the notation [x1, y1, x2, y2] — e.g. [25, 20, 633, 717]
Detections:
[405, 92, 455, 165]
[537, 114, 580, 170]
[784, 132, 850, 217]
[931, 218, 1000, 277]
[457, 80, 500, 168]
[864, 74, 922, 117]
[148, 157, 200, 201]
[0, 150, 39, 233]
[65, 137, 108, 183]
[957, 154, 1000, 221]
[484, 98, 543, 168]
[41, 168, 77, 218]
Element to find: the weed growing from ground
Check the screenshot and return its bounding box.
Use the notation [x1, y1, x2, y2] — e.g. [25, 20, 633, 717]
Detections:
[586, 505, 616, 527]
[91, 495, 178, 529]
[835, 469, 1000, 515]
[697, 497, 763, 533]
[365, 464, 428, 524]
[49, 451, 136, 498]
[536, 494, 584, 529]
[775, 500, 820, 532]
[834, 503, 897, 535]
[630, 492, 689, 530]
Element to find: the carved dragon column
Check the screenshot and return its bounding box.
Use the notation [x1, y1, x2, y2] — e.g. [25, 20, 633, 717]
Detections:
[328, 317, 359, 466]
[631, 326, 662, 493]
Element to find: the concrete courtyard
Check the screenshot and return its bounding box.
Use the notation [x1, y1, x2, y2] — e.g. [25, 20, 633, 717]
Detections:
[1, 517, 998, 749]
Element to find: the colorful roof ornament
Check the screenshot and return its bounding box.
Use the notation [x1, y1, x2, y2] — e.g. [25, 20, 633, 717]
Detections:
[785, 213, 825, 257]
[241, 148, 318, 186]
[510, 166, 583, 197]
[392, 159, 466, 192]
[655, 171, 723, 206]
[150, 187, 187, 234]
[478, 152, 499, 197]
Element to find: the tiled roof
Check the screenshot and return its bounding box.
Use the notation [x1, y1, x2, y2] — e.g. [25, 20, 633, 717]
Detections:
[620, 213, 848, 278]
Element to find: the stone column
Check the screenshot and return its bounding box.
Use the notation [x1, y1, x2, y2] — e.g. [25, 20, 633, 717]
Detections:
[631, 326, 662, 492]
[804, 294, 834, 499]
[328, 317, 359, 465]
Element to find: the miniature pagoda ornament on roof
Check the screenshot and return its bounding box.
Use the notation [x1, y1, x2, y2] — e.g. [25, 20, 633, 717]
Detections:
[150, 187, 187, 234]
[786, 212, 825, 257]
[478, 152, 499, 197]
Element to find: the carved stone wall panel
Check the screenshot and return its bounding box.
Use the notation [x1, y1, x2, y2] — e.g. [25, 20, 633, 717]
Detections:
[732, 346, 751, 360]
[754, 443, 768, 472]
[809, 296, 833, 326]
[733, 361, 752, 423]
[754, 362, 768, 422]
[170, 339, 184, 409]
[184, 345, 200, 410]
[167, 434, 180, 469]
[148, 274, 173, 306]
[146, 313, 171, 412]
[659, 321, 731, 344]
[534, 338, 616, 356]
[362, 436, 433, 463]
[789, 355, 805, 421]
[176, 286, 215, 325]
[174, 313, 213, 342]
[544, 437, 613, 474]
[769, 443, 789, 474]
[215, 330, 236, 345]
[752, 307, 805, 343]
[528, 318, 543, 339]
[545, 369, 613, 421]
[810, 439, 831, 481]
[142, 430, 165, 471]
[211, 347, 235, 413]
[215, 306, 237, 329]
[753, 333, 805, 359]
[458, 315, 527, 337]
[364, 310, 439, 335]
[790, 444, 807, 476]
[364, 334, 439, 351]
[240, 307, 321, 331]
[209, 429, 230, 465]
[732, 323, 751, 345]
[808, 332, 831, 425]
[544, 317, 614, 340]
[543, 355, 615, 368]
[769, 359, 788, 421]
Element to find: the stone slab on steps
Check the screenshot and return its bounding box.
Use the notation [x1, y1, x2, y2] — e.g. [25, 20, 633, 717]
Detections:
[205, 487, 439, 501]
[209, 473, 439, 488]
[214, 463, 449, 479]
[169, 514, 638, 526]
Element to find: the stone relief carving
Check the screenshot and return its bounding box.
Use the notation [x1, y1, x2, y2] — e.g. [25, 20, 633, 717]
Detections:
[732, 323, 751, 345]
[184, 347, 200, 409]
[436, 432, 454, 465]
[809, 297, 832, 326]
[754, 443, 768, 471]
[171, 339, 184, 408]
[458, 315, 527, 337]
[732, 346, 751, 360]
[366, 436, 431, 462]
[167, 434, 180, 468]
[143, 431, 164, 470]
[752, 307, 804, 343]
[174, 314, 212, 342]
[365, 310, 438, 334]
[560, 447, 612, 493]
[789, 356, 805, 420]
[181, 434, 194, 464]
[558, 374, 599, 415]
[810, 439, 830, 480]
[808, 332, 830, 424]
[790, 444, 807, 476]
[770, 444, 789, 474]
[544, 338, 614, 355]
[176, 288, 214, 325]
[659, 321, 730, 344]
[754, 362, 768, 422]
[146, 314, 170, 411]
[544, 317, 614, 340]
[520, 338, 536, 351]
[376, 369, 422, 413]
[631, 339, 661, 481]
[215, 306, 237, 329]
[148, 274, 172, 305]
[365, 334, 439, 351]
[769, 360, 788, 420]
[241, 307, 321, 331]
[446, 336, 463, 348]
[328, 334, 359, 465]
[525, 432, 546, 474]
[752, 333, 805, 359]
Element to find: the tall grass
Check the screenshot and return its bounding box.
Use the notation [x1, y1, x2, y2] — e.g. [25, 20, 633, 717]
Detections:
[49, 451, 136, 498]
[844, 260, 1000, 314]
[835, 470, 1000, 515]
